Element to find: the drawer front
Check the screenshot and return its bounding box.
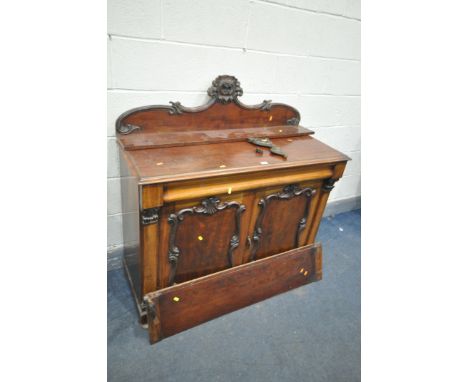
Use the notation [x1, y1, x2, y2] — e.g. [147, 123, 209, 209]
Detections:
[145, 243, 322, 344]
[162, 165, 334, 203]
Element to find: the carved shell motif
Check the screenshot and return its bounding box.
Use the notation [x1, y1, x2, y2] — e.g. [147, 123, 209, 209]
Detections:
[200, 197, 222, 215]
[208, 75, 243, 103]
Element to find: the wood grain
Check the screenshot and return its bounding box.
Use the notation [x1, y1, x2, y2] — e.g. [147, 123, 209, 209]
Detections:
[146, 243, 322, 344]
[141, 184, 163, 209]
[306, 164, 346, 243]
[252, 187, 314, 260]
[124, 136, 349, 185]
[163, 165, 333, 203]
[119, 125, 313, 150]
[169, 204, 238, 284]
[141, 223, 158, 295]
[118, 101, 299, 134]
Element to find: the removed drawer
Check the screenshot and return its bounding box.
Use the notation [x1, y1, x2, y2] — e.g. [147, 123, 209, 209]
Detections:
[144, 243, 322, 344]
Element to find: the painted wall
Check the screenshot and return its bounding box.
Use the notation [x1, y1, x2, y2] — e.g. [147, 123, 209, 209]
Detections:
[107, 0, 361, 260]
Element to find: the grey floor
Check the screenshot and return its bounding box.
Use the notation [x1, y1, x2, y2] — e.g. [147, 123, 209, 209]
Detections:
[108, 209, 361, 382]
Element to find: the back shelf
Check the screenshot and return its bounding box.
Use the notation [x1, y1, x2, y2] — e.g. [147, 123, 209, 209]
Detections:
[118, 125, 314, 150]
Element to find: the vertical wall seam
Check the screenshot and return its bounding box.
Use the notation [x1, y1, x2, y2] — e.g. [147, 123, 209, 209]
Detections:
[160, 0, 164, 39]
[243, 1, 253, 51]
[107, 35, 114, 89]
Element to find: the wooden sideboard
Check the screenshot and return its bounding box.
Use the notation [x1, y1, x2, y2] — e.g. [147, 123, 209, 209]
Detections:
[116, 75, 349, 344]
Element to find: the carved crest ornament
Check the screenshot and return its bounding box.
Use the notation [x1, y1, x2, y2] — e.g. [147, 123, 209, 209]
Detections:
[207, 75, 243, 103]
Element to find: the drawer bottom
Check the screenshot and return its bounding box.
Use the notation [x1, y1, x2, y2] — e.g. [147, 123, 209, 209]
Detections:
[144, 243, 322, 344]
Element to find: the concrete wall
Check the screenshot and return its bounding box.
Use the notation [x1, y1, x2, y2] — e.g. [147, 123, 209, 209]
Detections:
[107, 0, 361, 263]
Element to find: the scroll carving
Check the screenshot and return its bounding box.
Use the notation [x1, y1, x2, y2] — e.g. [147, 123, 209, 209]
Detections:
[167, 100, 214, 115]
[115, 75, 301, 133]
[141, 207, 159, 225]
[287, 117, 300, 125]
[144, 296, 156, 321]
[250, 184, 317, 260]
[117, 123, 141, 135]
[322, 178, 336, 192]
[168, 101, 184, 115]
[167, 197, 246, 286]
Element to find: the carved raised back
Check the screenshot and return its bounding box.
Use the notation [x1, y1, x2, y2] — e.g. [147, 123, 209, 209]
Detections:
[116, 75, 301, 135]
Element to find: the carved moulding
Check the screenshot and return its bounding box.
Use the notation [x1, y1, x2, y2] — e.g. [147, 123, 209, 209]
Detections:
[167, 196, 246, 286]
[322, 178, 336, 192]
[115, 75, 301, 134]
[143, 295, 156, 321]
[116, 123, 141, 135]
[167, 100, 214, 115]
[141, 207, 159, 225]
[250, 184, 317, 261]
[286, 117, 300, 126]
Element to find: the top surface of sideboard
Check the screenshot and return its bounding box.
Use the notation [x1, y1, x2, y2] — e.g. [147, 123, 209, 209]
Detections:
[119, 135, 349, 184]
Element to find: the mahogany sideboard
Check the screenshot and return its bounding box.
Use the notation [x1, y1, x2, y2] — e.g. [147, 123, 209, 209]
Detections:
[116, 75, 349, 344]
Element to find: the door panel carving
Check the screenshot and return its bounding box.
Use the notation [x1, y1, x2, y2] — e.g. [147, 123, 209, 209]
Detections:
[251, 184, 316, 261]
[167, 197, 245, 285]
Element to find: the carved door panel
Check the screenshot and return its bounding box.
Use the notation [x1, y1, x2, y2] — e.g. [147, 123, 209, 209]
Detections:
[165, 196, 247, 286]
[249, 184, 318, 261]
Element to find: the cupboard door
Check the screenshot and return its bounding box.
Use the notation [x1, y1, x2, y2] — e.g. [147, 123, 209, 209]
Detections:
[250, 184, 317, 260]
[167, 196, 246, 285]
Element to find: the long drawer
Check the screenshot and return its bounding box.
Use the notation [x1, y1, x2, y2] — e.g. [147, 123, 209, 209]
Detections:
[144, 243, 322, 344]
